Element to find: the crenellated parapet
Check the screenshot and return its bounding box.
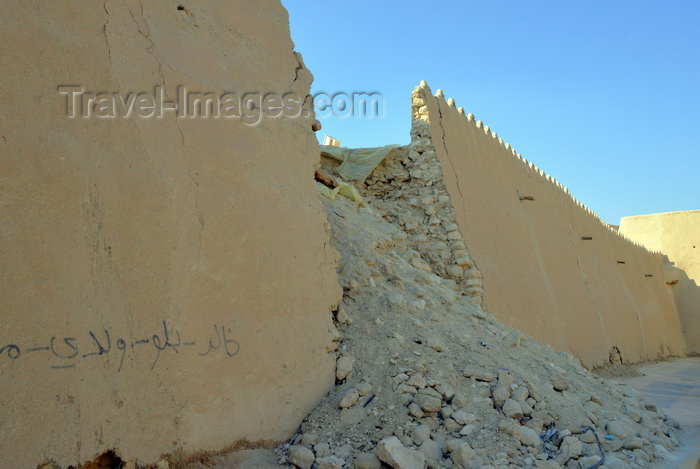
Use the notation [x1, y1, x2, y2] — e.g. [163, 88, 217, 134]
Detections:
[409, 81, 687, 367]
[412, 82, 659, 255]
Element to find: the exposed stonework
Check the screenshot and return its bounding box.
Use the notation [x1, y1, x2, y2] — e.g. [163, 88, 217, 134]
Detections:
[355, 88, 483, 306]
[276, 82, 689, 467]
[273, 195, 681, 469]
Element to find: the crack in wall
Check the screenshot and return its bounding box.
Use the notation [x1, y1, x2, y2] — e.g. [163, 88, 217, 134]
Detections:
[434, 100, 465, 202]
[349, 89, 485, 307]
[118, 0, 203, 249]
[102, 0, 113, 71]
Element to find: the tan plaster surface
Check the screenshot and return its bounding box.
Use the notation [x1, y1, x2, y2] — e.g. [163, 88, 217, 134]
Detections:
[620, 211, 700, 353]
[416, 85, 686, 368]
[0, 1, 340, 467]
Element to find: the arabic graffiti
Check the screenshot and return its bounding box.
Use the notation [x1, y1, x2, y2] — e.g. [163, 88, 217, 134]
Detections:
[0, 321, 240, 372]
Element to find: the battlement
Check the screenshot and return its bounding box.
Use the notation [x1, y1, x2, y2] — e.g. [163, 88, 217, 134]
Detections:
[408, 81, 686, 367]
[412, 82, 663, 256]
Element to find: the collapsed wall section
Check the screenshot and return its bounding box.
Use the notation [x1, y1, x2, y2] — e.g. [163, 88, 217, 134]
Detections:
[410, 82, 686, 368]
[0, 2, 340, 468]
[361, 137, 484, 306]
[620, 211, 700, 353]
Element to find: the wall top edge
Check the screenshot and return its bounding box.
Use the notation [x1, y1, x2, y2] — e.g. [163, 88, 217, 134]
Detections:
[414, 82, 663, 257]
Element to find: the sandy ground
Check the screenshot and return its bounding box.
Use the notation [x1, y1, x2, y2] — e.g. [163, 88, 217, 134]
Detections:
[213, 449, 279, 468]
[612, 358, 700, 469]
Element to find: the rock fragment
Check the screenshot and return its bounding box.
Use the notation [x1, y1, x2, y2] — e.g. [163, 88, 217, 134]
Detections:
[288, 445, 315, 469]
[376, 436, 427, 469]
[451, 409, 475, 425]
[314, 442, 331, 458]
[606, 420, 635, 439]
[408, 402, 424, 419]
[446, 418, 465, 432]
[335, 306, 351, 324]
[356, 381, 373, 396]
[551, 374, 569, 392]
[535, 461, 561, 469]
[510, 385, 529, 402]
[502, 398, 523, 419]
[451, 393, 468, 408]
[654, 444, 672, 459]
[450, 441, 476, 467]
[414, 394, 442, 413]
[412, 424, 431, 444]
[316, 456, 345, 469]
[520, 426, 540, 446]
[354, 452, 382, 469]
[623, 437, 644, 449]
[336, 356, 355, 380]
[338, 388, 360, 408]
[418, 439, 442, 463]
[602, 454, 632, 468]
[497, 369, 514, 387]
[463, 366, 494, 382]
[491, 386, 510, 407]
[557, 435, 582, 462]
[300, 432, 318, 446]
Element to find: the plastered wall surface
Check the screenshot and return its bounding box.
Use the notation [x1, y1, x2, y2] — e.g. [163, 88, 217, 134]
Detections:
[414, 84, 686, 368]
[0, 2, 340, 467]
[620, 211, 700, 353]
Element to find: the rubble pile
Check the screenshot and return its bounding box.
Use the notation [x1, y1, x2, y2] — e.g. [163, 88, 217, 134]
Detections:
[277, 108, 680, 468]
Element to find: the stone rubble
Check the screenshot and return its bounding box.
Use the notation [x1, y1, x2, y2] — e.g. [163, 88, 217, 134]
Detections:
[288, 445, 315, 469]
[277, 88, 680, 469]
[376, 436, 427, 469]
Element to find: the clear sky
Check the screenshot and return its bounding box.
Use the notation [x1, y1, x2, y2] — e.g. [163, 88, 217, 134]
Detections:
[283, 1, 699, 225]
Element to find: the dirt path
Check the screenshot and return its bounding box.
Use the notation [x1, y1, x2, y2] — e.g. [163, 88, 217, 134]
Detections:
[612, 358, 700, 468]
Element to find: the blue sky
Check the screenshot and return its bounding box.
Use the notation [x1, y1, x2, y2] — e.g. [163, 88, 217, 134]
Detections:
[283, 1, 699, 224]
